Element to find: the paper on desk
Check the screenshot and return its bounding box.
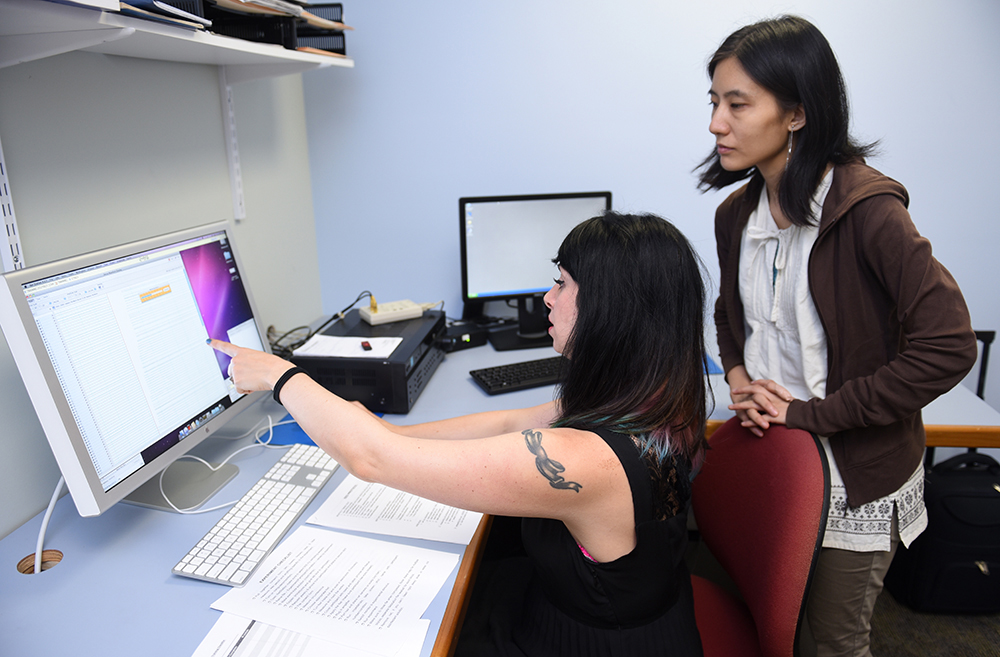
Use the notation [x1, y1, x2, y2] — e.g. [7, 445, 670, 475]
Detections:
[190, 613, 428, 657]
[211, 526, 458, 656]
[308, 474, 484, 545]
[292, 334, 402, 359]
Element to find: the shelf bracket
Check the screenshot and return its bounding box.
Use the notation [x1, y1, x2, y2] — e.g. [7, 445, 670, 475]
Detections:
[0, 27, 134, 69]
[0, 131, 24, 272]
[218, 66, 246, 223]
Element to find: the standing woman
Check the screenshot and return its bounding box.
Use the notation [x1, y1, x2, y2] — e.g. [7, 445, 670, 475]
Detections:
[697, 15, 976, 657]
[214, 212, 708, 656]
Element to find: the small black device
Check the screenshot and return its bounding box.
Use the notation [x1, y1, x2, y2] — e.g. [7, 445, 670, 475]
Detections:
[291, 309, 446, 414]
[469, 356, 567, 395]
[438, 321, 489, 352]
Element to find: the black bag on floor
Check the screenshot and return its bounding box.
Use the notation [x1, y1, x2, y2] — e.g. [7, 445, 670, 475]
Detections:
[885, 452, 1000, 612]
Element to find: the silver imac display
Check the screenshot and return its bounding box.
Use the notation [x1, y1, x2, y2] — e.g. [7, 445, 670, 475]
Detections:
[0, 221, 270, 517]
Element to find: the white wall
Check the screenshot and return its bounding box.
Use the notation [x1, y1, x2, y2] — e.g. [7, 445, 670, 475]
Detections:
[303, 0, 1000, 451]
[0, 52, 327, 538]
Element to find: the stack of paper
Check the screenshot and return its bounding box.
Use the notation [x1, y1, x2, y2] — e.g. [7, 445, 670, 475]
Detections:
[191, 477, 484, 657]
[308, 473, 484, 545]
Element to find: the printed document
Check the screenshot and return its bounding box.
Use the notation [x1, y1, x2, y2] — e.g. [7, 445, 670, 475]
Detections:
[191, 613, 428, 657]
[292, 334, 402, 359]
[211, 526, 458, 656]
[308, 474, 484, 545]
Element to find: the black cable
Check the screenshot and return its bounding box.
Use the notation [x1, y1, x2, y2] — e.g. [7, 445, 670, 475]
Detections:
[268, 290, 374, 358]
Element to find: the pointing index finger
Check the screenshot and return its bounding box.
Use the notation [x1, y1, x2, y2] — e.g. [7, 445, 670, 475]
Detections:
[209, 339, 237, 357]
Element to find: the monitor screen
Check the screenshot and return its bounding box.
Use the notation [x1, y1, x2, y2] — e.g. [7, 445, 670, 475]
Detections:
[459, 191, 611, 350]
[0, 222, 270, 517]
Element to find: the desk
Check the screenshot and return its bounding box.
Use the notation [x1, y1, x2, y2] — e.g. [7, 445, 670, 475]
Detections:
[0, 345, 555, 657]
[0, 399, 474, 657]
[2, 344, 998, 657]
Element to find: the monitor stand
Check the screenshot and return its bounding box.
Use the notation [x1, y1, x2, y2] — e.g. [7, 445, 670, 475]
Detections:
[124, 461, 239, 512]
[488, 296, 553, 351]
[123, 394, 280, 511]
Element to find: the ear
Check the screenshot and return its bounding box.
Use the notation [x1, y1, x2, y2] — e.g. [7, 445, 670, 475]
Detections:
[789, 104, 806, 131]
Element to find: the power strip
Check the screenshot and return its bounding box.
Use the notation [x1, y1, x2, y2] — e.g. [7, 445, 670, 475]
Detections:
[360, 299, 424, 325]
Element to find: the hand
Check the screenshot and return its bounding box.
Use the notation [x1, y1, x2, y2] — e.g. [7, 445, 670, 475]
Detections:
[210, 339, 295, 395]
[729, 379, 794, 437]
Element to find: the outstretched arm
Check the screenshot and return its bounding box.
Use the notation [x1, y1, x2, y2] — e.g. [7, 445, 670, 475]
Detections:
[210, 340, 627, 555]
[352, 399, 560, 441]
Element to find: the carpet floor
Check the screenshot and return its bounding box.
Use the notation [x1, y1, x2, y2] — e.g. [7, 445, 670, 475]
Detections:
[870, 589, 1000, 657]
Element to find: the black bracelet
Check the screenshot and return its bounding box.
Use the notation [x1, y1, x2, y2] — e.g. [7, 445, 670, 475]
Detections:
[272, 367, 307, 406]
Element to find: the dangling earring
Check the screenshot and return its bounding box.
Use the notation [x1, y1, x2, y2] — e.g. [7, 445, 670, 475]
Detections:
[784, 126, 795, 171]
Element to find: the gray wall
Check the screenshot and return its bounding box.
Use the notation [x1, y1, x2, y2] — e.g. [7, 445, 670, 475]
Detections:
[0, 52, 331, 538]
[302, 0, 1000, 454]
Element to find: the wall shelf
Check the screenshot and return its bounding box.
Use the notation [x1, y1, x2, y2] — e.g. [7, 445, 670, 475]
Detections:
[0, 0, 354, 82]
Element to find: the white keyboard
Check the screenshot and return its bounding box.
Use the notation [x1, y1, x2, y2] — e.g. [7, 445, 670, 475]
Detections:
[171, 443, 339, 586]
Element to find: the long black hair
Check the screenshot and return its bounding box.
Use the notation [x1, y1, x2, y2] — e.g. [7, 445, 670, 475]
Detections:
[695, 15, 877, 226]
[551, 212, 709, 464]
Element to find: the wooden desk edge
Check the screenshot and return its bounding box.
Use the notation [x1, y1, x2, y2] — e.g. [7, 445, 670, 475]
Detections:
[705, 419, 1000, 449]
[430, 514, 493, 657]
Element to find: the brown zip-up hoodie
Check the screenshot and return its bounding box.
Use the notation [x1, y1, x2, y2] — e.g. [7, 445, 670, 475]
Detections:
[714, 160, 977, 508]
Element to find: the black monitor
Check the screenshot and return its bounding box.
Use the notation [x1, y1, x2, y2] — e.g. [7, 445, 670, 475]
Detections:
[459, 191, 611, 350]
[0, 222, 271, 516]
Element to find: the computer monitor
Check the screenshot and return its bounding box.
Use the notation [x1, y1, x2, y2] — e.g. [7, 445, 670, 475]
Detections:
[0, 221, 270, 517]
[459, 191, 612, 350]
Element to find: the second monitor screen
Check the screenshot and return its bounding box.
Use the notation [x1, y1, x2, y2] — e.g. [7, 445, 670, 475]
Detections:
[461, 192, 611, 301]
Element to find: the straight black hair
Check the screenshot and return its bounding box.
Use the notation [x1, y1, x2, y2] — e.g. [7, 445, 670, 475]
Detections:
[695, 15, 877, 226]
[552, 212, 709, 464]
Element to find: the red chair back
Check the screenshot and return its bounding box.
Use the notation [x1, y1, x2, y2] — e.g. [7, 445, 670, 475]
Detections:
[691, 417, 829, 657]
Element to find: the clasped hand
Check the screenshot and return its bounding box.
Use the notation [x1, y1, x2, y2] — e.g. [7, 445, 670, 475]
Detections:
[729, 378, 794, 437]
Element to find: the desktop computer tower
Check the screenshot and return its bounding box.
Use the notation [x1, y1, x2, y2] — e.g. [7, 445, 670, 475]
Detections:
[291, 309, 446, 414]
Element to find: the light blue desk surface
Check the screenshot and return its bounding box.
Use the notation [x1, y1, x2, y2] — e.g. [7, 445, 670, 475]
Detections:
[0, 343, 560, 657]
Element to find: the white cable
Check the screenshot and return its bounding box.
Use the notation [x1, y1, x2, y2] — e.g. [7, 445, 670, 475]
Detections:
[254, 418, 300, 443]
[157, 414, 298, 514]
[32, 416, 307, 574]
[35, 476, 65, 575]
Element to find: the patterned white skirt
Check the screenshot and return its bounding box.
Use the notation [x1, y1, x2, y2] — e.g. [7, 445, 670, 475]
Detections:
[819, 436, 927, 552]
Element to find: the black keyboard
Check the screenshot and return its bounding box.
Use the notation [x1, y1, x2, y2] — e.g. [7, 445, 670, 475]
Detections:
[470, 356, 567, 395]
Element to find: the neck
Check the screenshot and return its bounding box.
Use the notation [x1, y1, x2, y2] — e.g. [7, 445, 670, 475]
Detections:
[763, 173, 792, 229]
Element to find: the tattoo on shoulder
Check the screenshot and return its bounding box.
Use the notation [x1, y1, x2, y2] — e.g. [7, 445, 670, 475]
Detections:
[522, 429, 582, 493]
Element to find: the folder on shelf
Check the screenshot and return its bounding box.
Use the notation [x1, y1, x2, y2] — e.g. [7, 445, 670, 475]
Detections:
[118, 2, 209, 29]
[128, 0, 212, 24]
[206, 1, 349, 56]
[208, 0, 353, 30]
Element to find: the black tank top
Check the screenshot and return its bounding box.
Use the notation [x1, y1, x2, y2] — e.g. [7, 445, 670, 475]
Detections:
[509, 428, 703, 656]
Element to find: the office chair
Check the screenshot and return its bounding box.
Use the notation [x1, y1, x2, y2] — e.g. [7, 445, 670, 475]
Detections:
[690, 417, 830, 657]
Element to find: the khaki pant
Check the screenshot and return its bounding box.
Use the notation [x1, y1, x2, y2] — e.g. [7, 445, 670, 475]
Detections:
[802, 515, 900, 657]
